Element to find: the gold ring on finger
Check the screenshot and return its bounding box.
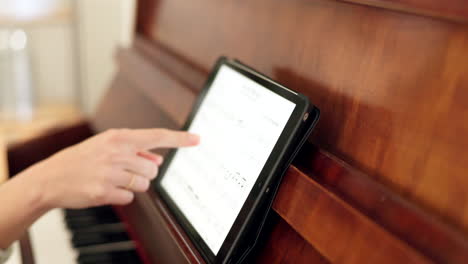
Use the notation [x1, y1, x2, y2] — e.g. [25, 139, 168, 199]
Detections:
[126, 174, 136, 190]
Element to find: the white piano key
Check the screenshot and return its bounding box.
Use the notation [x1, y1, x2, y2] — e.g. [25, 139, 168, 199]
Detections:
[29, 209, 78, 264]
[5, 241, 21, 264]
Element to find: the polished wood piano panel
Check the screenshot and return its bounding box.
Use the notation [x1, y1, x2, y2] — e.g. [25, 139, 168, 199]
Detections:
[7, 0, 468, 263]
[143, 0, 468, 234]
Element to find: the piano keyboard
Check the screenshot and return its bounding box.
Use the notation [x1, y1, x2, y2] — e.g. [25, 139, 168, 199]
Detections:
[17, 207, 143, 264]
[64, 206, 143, 264]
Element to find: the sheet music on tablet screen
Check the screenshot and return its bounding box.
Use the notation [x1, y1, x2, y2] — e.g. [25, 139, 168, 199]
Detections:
[161, 65, 295, 254]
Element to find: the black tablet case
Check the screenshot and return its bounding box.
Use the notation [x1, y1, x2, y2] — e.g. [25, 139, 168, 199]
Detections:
[231, 106, 320, 264]
[156, 58, 320, 264]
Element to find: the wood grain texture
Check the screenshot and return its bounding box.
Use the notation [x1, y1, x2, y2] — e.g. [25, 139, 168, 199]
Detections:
[115, 48, 196, 125]
[91, 70, 179, 133]
[7, 0, 468, 263]
[255, 212, 330, 264]
[340, 0, 468, 23]
[9, 37, 467, 263]
[274, 166, 432, 264]
[146, 0, 468, 235]
[106, 45, 467, 263]
[99, 47, 336, 263]
[296, 145, 468, 264]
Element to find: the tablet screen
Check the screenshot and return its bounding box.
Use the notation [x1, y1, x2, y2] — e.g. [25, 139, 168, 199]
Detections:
[160, 65, 296, 254]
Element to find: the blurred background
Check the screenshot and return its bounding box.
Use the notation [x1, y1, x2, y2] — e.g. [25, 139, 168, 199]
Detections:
[0, 0, 135, 145]
[0, 2, 136, 262]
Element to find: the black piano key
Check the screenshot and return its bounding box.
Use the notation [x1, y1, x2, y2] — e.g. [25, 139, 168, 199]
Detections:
[66, 216, 121, 230]
[65, 208, 119, 221]
[77, 241, 139, 264]
[63, 206, 143, 263]
[71, 222, 125, 234]
[65, 207, 118, 221]
[78, 250, 140, 264]
[65, 206, 115, 217]
[65, 208, 121, 230]
[71, 223, 127, 247]
[72, 231, 129, 247]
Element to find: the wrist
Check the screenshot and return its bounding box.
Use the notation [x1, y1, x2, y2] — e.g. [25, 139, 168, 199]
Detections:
[17, 165, 55, 214]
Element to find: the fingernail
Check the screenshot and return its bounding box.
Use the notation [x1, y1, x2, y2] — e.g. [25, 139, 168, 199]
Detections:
[189, 133, 200, 145]
[157, 156, 164, 165]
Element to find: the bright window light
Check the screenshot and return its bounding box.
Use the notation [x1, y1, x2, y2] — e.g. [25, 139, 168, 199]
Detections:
[0, 0, 66, 20]
[9, 29, 27, 51]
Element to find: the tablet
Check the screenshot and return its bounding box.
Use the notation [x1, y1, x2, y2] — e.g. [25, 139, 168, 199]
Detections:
[154, 57, 320, 264]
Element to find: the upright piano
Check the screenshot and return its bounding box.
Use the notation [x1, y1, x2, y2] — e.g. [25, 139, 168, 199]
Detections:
[7, 0, 468, 263]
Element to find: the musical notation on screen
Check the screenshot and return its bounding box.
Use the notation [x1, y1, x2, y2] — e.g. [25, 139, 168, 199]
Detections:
[161, 65, 296, 253]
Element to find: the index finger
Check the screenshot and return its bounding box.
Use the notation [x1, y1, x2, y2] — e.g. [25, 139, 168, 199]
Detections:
[126, 128, 200, 150]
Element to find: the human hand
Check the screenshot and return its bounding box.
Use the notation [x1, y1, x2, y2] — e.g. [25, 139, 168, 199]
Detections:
[22, 128, 199, 210]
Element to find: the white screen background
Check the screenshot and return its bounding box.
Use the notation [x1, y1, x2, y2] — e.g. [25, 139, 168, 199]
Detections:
[161, 65, 295, 254]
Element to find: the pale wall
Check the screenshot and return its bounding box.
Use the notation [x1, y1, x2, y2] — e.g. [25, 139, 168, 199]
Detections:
[76, 0, 136, 114]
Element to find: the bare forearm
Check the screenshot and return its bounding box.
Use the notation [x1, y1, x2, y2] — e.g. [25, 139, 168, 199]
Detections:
[0, 128, 198, 249]
[0, 167, 50, 249]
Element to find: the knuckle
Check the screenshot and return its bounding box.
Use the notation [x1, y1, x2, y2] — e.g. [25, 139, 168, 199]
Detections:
[104, 169, 120, 185]
[107, 153, 123, 165]
[123, 192, 135, 204]
[90, 186, 107, 203]
[99, 172, 110, 184]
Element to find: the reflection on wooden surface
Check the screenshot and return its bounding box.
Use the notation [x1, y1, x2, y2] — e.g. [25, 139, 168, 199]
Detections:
[146, 0, 468, 234]
[8, 0, 468, 262]
[339, 0, 468, 23]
